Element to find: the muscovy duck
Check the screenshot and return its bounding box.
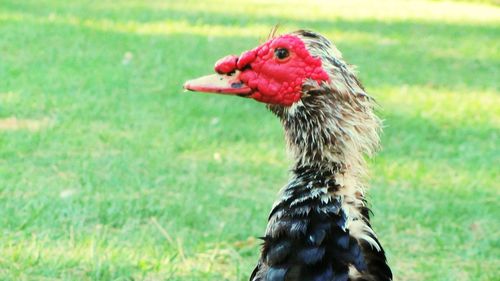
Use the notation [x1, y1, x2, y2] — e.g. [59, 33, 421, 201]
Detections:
[184, 30, 392, 281]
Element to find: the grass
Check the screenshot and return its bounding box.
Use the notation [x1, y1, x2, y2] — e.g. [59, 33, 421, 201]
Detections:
[0, 0, 499, 280]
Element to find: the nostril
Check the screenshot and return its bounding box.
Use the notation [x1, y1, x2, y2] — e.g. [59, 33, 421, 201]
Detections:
[231, 82, 244, 89]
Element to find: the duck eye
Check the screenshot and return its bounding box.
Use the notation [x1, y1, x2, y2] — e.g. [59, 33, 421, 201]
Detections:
[274, 48, 289, 60]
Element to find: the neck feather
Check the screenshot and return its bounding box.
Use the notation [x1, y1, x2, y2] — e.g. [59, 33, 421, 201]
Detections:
[270, 90, 381, 181]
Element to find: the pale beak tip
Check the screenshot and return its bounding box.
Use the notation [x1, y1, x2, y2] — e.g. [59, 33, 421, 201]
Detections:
[182, 72, 251, 95]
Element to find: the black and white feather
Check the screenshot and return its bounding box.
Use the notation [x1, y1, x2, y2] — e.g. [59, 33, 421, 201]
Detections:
[250, 30, 392, 281]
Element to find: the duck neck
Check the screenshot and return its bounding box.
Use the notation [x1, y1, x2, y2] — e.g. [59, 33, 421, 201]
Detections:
[280, 109, 362, 183]
[268, 89, 381, 188]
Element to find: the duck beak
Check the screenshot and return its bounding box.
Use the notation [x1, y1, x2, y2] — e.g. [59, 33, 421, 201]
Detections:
[183, 71, 251, 96]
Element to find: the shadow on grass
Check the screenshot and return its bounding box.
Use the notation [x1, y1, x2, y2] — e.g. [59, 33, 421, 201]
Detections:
[1, 6, 498, 92]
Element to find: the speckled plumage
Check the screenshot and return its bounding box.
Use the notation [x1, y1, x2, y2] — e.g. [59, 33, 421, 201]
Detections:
[250, 30, 392, 281]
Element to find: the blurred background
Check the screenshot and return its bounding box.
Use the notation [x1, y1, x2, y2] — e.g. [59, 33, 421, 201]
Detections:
[0, 0, 498, 280]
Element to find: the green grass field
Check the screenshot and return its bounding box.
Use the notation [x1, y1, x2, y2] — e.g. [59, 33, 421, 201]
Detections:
[1, 0, 499, 280]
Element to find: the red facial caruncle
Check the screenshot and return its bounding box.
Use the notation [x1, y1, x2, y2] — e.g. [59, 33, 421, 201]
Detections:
[184, 34, 330, 106]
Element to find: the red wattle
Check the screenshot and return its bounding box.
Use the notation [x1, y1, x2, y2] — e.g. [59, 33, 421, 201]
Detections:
[215, 55, 238, 74]
[213, 35, 330, 106]
[237, 50, 257, 69]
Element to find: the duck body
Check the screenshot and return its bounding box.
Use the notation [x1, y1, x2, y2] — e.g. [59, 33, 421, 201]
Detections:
[250, 165, 392, 281]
